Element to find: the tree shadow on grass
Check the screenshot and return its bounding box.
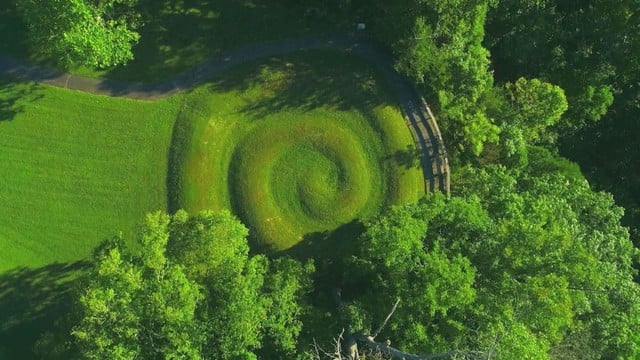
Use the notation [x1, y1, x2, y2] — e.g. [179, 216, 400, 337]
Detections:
[385, 144, 423, 169]
[0, 261, 88, 359]
[0, 77, 43, 122]
[103, 0, 341, 83]
[206, 51, 392, 119]
[277, 220, 366, 291]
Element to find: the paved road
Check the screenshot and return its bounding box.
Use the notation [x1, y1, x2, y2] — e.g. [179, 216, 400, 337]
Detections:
[0, 33, 449, 193]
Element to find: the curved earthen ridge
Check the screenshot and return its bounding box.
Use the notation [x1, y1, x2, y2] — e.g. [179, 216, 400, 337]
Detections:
[0, 33, 450, 194]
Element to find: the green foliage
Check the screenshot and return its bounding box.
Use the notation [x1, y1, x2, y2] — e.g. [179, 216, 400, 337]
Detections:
[262, 258, 315, 354]
[495, 123, 528, 166]
[458, 166, 640, 358]
[488, 322, 550, 360]
[3, 3, 639, 360]
[524, 146, 584, 182]
[2, 0, 346, 81]
[363, 0, 499, 156]
[344, 164, 640, 358]
[573, 85, 614, 125]
[482, 78, 567, 167]
[486, 0, 631, 132]
[71, 210, 313, 359]
[16, 0, 140, 68]
[168, 210, 250, 281]
[504, 78, 568, 142]
[486, 1, 640, 242]
[72, 228, 204, 359]
[346, 196, 478, 353]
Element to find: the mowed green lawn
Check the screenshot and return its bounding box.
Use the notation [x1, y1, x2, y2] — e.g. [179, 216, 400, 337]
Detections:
[170, 52, 424, 251]
[1, 51, 424, 268]
[0, 77, 179, 271]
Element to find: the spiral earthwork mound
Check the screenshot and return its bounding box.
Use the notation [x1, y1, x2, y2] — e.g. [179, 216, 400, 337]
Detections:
[169, 52, 423, 251]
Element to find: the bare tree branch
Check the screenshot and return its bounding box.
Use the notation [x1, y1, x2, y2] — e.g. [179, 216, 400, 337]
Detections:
[311, 330, 351, 360]
[372, 298, 401, 339]
[322, 291, 488, 360]
[357, 335, 460, 360]
[335, 329, 344, 360]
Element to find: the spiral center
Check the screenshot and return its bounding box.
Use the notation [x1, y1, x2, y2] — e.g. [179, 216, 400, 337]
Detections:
[170, 53, 424, 252]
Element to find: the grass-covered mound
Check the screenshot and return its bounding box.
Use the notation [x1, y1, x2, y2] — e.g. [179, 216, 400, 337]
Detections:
[0, 76, 179, 271]
[0, 50, 422, 358]
[170, 52, 424, 250]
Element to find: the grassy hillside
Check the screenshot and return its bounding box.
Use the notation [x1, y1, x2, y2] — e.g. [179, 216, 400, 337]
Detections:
[1, 51, 424, 268]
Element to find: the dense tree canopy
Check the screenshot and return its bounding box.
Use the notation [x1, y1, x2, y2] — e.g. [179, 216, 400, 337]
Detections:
[72, 210, 313, 359]
[337, 164, 640, 359]
[68, 178, 640, 359]
[15, 0, 141, 67]
[359, 0, 499, 156]
[487, 1, 640, 126]
[485, 0, 640, 245]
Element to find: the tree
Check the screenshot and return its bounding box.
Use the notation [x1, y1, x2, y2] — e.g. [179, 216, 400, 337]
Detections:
[338, 165, 640, 359]
[72, 210, 313, 359]
[484, 77, 567, 165]
[504, 77, 568, 143]
[485, 1, 640, 244]
[16, 0, 141, 68]
[72, 213, 203, 359]
[362, 0, 499, 156]
[485, 0, 621, 132]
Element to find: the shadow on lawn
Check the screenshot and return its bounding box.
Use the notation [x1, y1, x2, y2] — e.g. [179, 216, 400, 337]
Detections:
[277, 220, 366, 289]
[0, 77, 43, 122]
[207, 52, 392, 118]
[0, 261, 88, 359]
[385, 144, 423, 169]
[103, 0, 338, 83]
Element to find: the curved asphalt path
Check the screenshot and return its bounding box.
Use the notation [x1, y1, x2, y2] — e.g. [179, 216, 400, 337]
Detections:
[0, 33, 449, 193]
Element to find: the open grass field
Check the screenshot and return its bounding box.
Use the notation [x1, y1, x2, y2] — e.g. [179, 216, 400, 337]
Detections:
[0, 0, 345, 83]
[0, 76, 179, 358]
[169, 51, 424, 251]
[0, 76, 180, 272]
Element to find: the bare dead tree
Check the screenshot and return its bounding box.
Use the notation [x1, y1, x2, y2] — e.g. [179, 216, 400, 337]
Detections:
[371, 298, 400, 339]
[310, 329, 347, 360]
[313, 290, 492, 360]
[353, 299, 461, 360]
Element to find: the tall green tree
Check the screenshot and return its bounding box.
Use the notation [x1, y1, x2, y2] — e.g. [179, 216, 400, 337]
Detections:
[72, 213, 203, 359]
[72, 210, 313, 359]
[504, 77, 567, 142]
[363, 0, 499, 156]
[340, 165, 640, 359]
[485, 0, 640, 245]
[16, 0, 141, 68]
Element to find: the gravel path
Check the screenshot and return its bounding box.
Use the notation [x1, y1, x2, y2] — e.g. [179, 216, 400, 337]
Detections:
[0, 33, 449, 193]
